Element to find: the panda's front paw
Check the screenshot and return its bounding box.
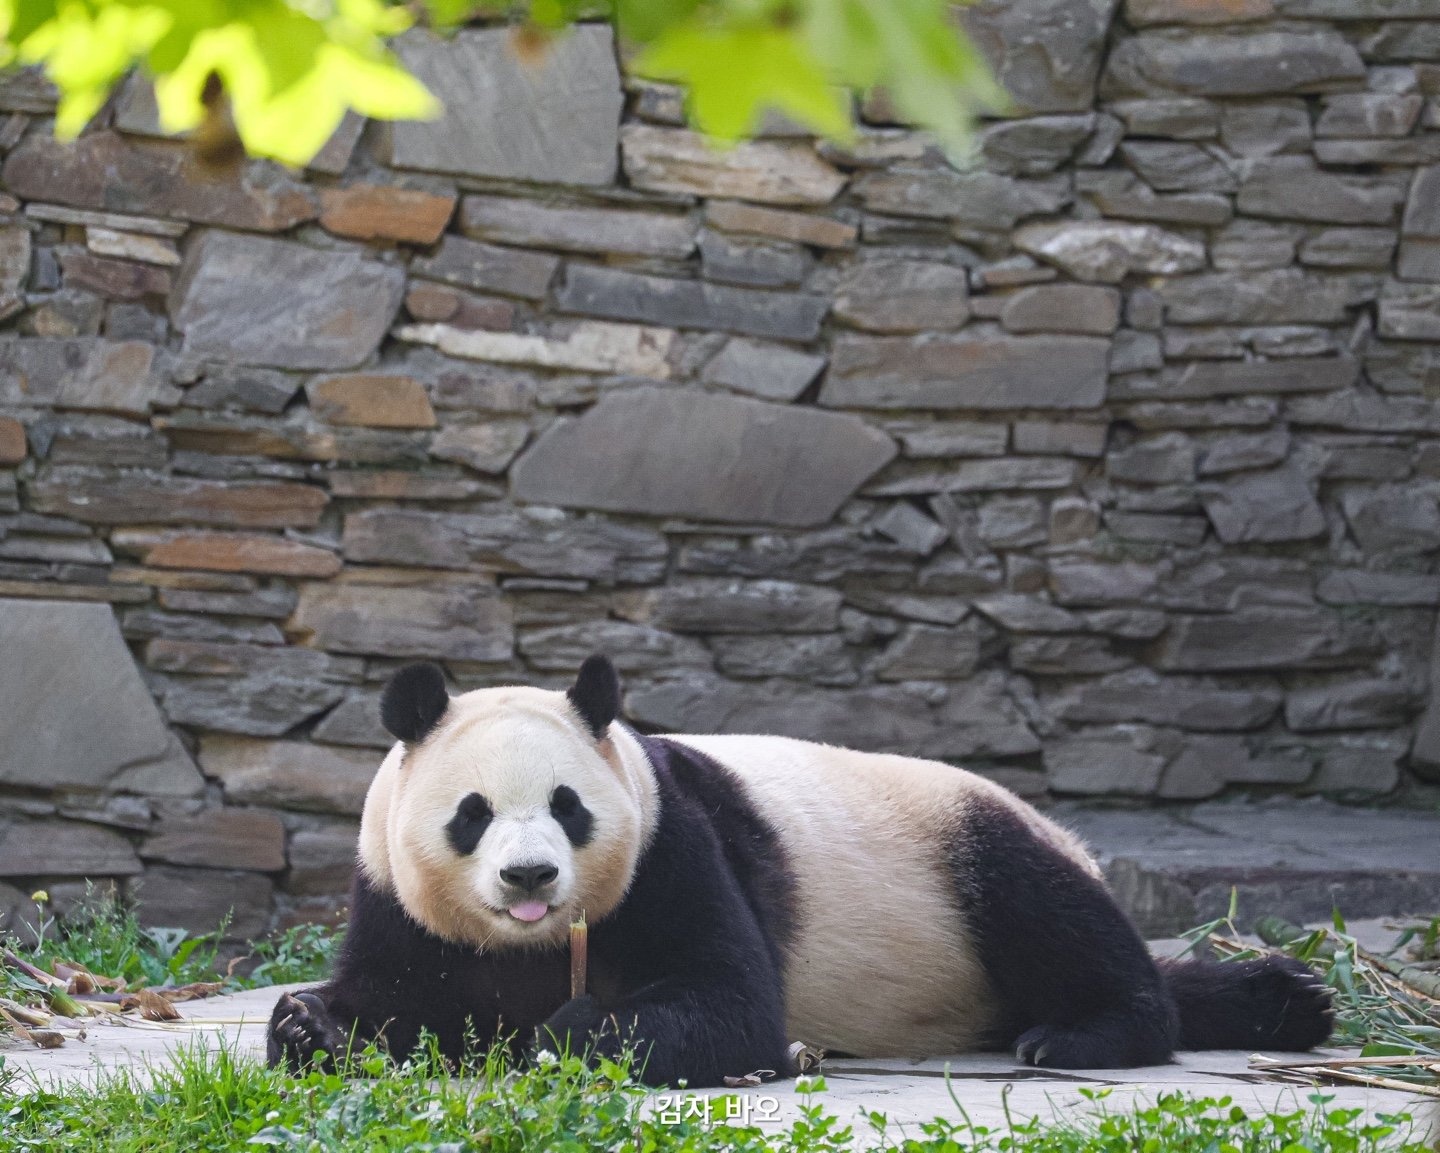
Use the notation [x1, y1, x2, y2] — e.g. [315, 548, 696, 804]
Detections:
[267, 991, 349, 1073]
[533, 994, 608, 1061]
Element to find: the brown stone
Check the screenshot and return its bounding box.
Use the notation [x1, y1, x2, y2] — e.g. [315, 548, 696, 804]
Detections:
[704, 200, 858, 249]
[0, 416, 24, 465]
[306, 374, 437, 429]
[59, 249, 171, 299]
[622, 126, 846, 206]
[141, 808, 287, 871]
[29, 466, 328, 527]
[318, 184, 456, 244]
[199, 736, 379, 816]
[0, 819, 142, 877]
[2, 132, 317, 231]
[326, 470, 490, 501]
[137, 532, 342, 578]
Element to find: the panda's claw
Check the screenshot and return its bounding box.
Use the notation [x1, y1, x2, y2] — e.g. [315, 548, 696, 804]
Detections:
[267, 990, 347, 1073]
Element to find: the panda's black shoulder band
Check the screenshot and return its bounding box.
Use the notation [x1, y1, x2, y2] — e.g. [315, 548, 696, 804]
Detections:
[380, 661, 449, 744]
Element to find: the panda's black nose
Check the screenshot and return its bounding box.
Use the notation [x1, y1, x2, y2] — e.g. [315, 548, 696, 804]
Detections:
[500, 863, 559, 892]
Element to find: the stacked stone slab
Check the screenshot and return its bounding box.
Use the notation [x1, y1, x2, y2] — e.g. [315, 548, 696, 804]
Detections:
[1, 6, 1439, 937]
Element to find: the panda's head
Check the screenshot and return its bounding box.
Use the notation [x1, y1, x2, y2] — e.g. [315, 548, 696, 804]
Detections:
[361, 655, 654, 951]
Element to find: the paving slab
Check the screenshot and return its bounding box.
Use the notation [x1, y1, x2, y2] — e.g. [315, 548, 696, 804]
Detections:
[2, 983, 1433, 1145]
[1057, 798, 1440, 935]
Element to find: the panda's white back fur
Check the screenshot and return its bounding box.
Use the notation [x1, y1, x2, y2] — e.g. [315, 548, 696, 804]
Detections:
[666, 734, 1101, 1056]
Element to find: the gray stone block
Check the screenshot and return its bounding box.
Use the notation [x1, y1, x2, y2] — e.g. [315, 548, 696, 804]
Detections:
[1156, 269, 1368, 325]
[1156, 610, 1380, 672]
[129, 865, 273, 940]
[342, 506, 668, 582]
[1238, 157, 1408, 224]
[1014, 219, 1205, 283]
[961, 0, 1119, 114]
[518, 620, 710, 673]
[511, 388, 894, 527]
[852, 166, 1071, 229]
[698, 230, 810, 288]
[614, 579, 841, 634]
[169, 232, 404, 371]
[0, 818, 143, 877]
[291, 581, 514, 661]
[1051, 670, 1282, 731]
[710, 635, 857, 685]
[1201, 466, 1325, 543]
[412, 235, 559, 301]
[821, 332, 1108, 410]
[1285, 680, 1418, 732]
[622, 126, 846, 206]
[701, 338, 826, 402]
[460, 195, 696, 258]
[873, 622, 986, 680]
[1045, 729, 1167, 797]
[1102, 26, 1365, 98]
[556, 265, 828, 341]
[390, 27, 622, 184]
[833, 260, 969, 333]
[0, 599, 201, 795]
[1000, 284, 1121, 335]
[1379, 281, 1440, 340]
[1341, 486, 1440, 554]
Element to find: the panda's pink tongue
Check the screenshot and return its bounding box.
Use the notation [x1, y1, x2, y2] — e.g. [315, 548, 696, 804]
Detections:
[508, 901, 549, 923]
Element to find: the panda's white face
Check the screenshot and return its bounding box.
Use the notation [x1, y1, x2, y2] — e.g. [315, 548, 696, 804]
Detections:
[369, 685, 650, 951]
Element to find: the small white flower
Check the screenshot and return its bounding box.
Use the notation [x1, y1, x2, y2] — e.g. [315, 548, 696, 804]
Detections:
[535, 1049, 558, 1066]
[264, 1110, 280, 1122]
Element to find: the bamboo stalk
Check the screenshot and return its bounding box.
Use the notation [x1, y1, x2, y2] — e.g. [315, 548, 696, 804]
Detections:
[570, 912, 587, 1001]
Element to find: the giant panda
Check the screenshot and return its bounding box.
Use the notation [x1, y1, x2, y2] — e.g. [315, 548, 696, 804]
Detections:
[268, 655, 1333, 1087]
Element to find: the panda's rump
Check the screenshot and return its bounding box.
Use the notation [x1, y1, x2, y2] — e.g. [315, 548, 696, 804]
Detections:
[667, 734, 1001, 1057]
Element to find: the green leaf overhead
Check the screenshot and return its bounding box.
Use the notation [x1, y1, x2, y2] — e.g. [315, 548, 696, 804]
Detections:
[0, 0, 1000, 165]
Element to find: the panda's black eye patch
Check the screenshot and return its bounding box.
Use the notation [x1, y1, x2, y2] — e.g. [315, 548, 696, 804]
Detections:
[549, 785, 592, 847]
[446, 792, 493, 856]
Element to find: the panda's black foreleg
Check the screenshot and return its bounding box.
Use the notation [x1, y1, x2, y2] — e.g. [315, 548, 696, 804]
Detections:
[267, 988, 356, 1073]
[534, 979, 787, 1087]
[950, 798, 1179, 1069]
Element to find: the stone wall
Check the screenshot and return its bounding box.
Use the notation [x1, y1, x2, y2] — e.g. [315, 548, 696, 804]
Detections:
[2, 1, 1440, 936]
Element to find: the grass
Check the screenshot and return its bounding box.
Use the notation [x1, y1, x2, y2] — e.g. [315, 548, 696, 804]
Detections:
[1, 898, 1436, 1150]
[0, 1040, 1433, 1153]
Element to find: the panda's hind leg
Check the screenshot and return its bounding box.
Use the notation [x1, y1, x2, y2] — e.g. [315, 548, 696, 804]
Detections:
[948, 798, 1178, 1069]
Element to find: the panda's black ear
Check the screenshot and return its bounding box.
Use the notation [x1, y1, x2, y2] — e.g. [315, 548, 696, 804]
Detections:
[567, 655, 620, 739]
[380, 662, 450, 745]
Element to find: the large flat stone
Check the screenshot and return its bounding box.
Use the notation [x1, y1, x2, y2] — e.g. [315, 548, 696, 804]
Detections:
[1102, 26, 1366, 98]
[1, 132, 317, 231]
[0, 599, 201, 795]
[290, 580, 514, 661]
[820, 333, 1108, 410]
[555, 265, 828, 341]
[853, 167, 1070, 229]
[0, 338, 178, 414]
[1155, 269, 1366, 325]
[129, 866, 273, 940]
[961, 0, 1119, 114]
[342, 506, 668, 582]
[621, 126, 845, 206]
[390, 27, 622, 184]
[1156, 610, 1380, 671]
[29, 466, 326, 528]
[518, 620, 710, 673]
[0, 819, 143, 877]
[199, 737, 379, 816]
[1152, 357, 1358, 399]
[1239, 157, 1408, 225]
[510, 388, 895, 527]
[141, 808, 287, 872]
[1050, 670, 1282, 730]
[169, 232, 405, 371]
